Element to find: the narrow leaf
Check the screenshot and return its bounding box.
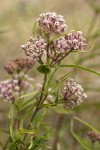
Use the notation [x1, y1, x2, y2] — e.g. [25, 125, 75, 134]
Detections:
[60, 64, 100, 76]
[71, 119, 91, 150]
[74, 117, 100, 134]
[19, 91, 38, 98]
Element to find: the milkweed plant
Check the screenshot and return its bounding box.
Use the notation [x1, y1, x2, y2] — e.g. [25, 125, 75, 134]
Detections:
[0, 12, 100, 150]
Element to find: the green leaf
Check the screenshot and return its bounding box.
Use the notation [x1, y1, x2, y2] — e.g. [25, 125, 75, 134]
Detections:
[71, 119, 91, 150]
[21, 96, 37, 108]
[74, 116, 100, 134]
[8, 106, 15, 142]
[37, 109, 46, 129]
[28, 137, 34, 149]
[60, 64, 100, 76]
[50, 72, 72, 91]
[71, 131, 91, 150]
[32, 21, 38, 36]
[19, 91, 38, 99]
[37, 64, 51, 74]
[21, 103, 36, 119]
[55, 103, 72, 114]
[48, 67, 58, 86]
[31, 132, 51, 149]
[19, 128, 36, 134]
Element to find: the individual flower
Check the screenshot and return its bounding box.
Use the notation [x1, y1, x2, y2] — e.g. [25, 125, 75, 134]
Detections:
[5, 57, 35, 74]
[37, 12, 67, 34]
[44, 95, 54, 104]
[87, 131, 100, 143]
[36, 83, 42, 91]
[21, 36, 47, 60]
[61, 78, 87, 109]
[0, 76, 34, 103]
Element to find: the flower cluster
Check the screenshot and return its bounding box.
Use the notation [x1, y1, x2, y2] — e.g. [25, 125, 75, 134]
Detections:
[5, 57, 35, 74]
[87, 131, 100, 143]
[52, 30, 86, 55]
[21, 36, 47, 60]
[0, 76, 33, 102]
[37, 12, 67, 34]
[62, 78, 87, 109]
[21, 13, 86, 65]
[65, 30, 86, 50]
[52, 37, 69, 55]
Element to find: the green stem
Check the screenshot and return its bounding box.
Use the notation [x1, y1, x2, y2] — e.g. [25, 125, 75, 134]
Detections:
[92, 142, 94, 150]
[23, 74, 48, 141]
[48, 67, 58, 86]
[23, 33, 50, 143]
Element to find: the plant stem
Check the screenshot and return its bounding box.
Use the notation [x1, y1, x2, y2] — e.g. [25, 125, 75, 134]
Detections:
[92, 142, 94, 150]
[23, 73, 48, 141]
[48, 67, 58, 86]
[51, 49, 73, 67]
[23, 34, 50, 145]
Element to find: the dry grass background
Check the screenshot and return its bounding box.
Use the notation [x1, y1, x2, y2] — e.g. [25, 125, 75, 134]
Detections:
[0, 0, 100, 149]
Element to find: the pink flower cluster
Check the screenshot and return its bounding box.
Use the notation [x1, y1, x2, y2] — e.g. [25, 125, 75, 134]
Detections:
[0, 79, 19, 102]
[87, 131, 100, 143]
[53, 30, 86, 54]
[21, 13, 86, 64]
[37, 12, 67, 34]
[53, 37, 68, 55]
[65, 30, 86, 50]
[62, 78, 87, 109]
[21, 36, 47, 60]
[0, 76, 32, 102]
[5, 57, 35, 74]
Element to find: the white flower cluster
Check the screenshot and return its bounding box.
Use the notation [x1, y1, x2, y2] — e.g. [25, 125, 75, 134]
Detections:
[53, 37, 70, 56]
[37, 12, 67, 34]
[21, 36, 47, 60]
[0, 76, 33, 103]
[0, 79, 20, 102]
[21, 13, 86, 64]
[62, 78, 87, 109]
[53, 31, 86, 56]
[65, 30, 86, 50]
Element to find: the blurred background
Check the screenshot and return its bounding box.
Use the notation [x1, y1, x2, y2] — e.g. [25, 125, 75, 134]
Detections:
[0, 0, 100, 149]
